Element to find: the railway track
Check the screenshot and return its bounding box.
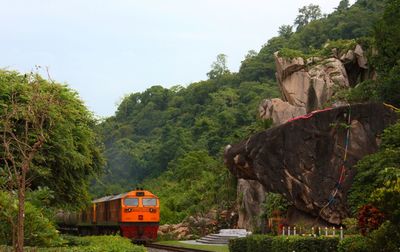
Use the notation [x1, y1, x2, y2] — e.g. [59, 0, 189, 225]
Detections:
[145, 243, 213, 252]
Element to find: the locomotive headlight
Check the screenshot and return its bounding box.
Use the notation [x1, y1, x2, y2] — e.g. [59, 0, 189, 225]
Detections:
[149, 208, 156, 213]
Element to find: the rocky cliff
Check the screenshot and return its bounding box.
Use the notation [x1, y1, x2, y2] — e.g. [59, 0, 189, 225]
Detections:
[260, 44, 371, 126]
[226, 103, 397, 225]
[226, 45, 396, 229]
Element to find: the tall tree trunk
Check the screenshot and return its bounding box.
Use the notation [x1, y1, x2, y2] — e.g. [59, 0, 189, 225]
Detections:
[16, 171, 26, 252]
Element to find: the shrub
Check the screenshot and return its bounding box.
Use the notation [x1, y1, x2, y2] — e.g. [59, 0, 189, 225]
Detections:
[278, 48, 306, 59]
[342, 218, 359, 235]
[357, 204, 385, 235]
[368, 221, 400, 252]
[228, 237, 248, 252]
[63, 235, 146, 252]
[0, 236, 146, 252]
[229, 235, 339, 252]
[337, 235, 371, 252]
[246, 235, 273, 252]
[262, 192, 290, 218]
[0, 190, 62, 247]
[271, 236, 338, 252]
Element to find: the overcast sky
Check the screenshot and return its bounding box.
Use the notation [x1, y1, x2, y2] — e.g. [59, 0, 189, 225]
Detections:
[0, 0, 351, 117]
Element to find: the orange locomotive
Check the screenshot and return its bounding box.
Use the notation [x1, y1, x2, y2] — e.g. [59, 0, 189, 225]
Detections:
[57, 189, 160, 241]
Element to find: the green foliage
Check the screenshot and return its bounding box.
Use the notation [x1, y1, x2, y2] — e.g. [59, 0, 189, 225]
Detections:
[337, 235, 370, 252]
[336, 0, 400, 107]
[246, 235, 274, 252]
[239, 0, 383, 82]
[144, 151, 237, 224]
[207, 54, 230, 79]
[0, 190, 62, 247]
[279, 39, 359, 61]
[322, 39, 358, 55]
[0, 70, 104, 208]
[262, 192, 290, 218]
[61, 235, 146, 252]
[228, 237, 248, 252]
[278, 25, 293, 39]
[96, 76, 279, 200]
[378, 65, 400, 107]
[373, 0, 400, 75]
[370, 178, 400, 224]
[372, 0, 400, 107]
[333, 80, 380, 104]
[338, 221, 400, 252]
[348, 122, 400, 215]
[294, 4, 322, 31]
[367, 221, 400, 252]
[229, 235, 339, 252]
[342, 218, 359, 234]
[336, 0, 350, 12]
[277, 48, 306, 59]
[271, 236, 338, 252]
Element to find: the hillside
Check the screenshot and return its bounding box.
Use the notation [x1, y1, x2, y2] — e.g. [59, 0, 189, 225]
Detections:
[94, 0, 396, 225]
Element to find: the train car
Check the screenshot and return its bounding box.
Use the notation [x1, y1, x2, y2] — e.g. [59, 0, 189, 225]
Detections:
[56, 189, 160, 241]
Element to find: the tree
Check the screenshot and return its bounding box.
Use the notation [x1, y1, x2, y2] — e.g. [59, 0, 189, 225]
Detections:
[336, 0, 350, 12]
[0, 70, 104, 251]
[373, 0, 400, 107]
[294, 4, 322, 31]
[244, 50, 257, 60]
[374, 0, 400, 74]
[278, 25, 293, 39]
[207, 54, 230, 79]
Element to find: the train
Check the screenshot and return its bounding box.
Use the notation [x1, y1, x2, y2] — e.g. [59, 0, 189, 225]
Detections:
[56, 189, 160, 241]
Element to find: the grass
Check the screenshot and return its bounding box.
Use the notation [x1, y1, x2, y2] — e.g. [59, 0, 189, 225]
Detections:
[155, 240, 229, 252]
[0, 235, 146, 252]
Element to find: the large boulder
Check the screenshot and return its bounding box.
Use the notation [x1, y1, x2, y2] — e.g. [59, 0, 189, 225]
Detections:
[259, 98, 306, 125]
[274, 54, 306, 83]
[275, 53, 350, 112]
[225, 104, 397, 225]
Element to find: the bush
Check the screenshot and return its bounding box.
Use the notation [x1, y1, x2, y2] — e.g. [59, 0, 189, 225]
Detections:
[342, 218, 359, 235]
[271, 236, 338, 252]
[262, 192, 290, 218]
[246, 235, 273, 252]
[0, 236, 146, 252]
[0, 190, 62, 247]
[337, 235, 370, 252]
[368, 221, 400, 252]
[229, 235, 339, 252]
[63, 235, 146, 252]
[228, 237, 248, 252]
[357, 204, 385, 235]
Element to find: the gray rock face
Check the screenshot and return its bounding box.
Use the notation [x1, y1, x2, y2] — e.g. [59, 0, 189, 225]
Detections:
[236, 179, 265, 230]
[226, 104, 397, 225]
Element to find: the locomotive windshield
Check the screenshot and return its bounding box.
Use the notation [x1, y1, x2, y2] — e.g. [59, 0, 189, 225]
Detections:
[142, 198, 157, 206]
[124, 197, 139, 206]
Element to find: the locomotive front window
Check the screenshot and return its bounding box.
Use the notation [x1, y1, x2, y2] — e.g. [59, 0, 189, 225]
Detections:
[142, 198, 157, 206]
[124, 198, 139, 206]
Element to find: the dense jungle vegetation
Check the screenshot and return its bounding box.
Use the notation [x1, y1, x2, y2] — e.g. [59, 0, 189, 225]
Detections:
[0, 0, 399, 250]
